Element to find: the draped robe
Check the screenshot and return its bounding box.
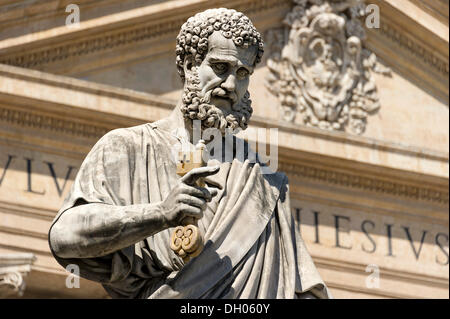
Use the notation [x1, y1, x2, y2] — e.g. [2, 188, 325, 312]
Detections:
[49, 122, 330, 299]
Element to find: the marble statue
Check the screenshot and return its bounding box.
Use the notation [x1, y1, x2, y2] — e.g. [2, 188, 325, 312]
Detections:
[48, 8, 331, 299]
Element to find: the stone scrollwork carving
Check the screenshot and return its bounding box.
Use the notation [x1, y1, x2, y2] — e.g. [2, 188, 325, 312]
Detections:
[0, 253, 35, 297]
[266, 0, 391, 134]
[0, 271, 25, 294]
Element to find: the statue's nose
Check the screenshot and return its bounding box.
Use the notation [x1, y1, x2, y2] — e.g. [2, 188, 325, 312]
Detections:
[221, 73, 236, 92]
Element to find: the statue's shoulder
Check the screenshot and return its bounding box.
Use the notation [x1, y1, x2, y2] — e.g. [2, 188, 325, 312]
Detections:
[93, 123, 153, 152]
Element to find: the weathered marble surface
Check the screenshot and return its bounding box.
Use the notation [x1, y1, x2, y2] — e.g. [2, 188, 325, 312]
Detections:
[49, 122, 329, 298]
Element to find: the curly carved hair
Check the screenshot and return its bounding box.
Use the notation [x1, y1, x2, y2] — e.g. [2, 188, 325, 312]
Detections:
[176, 8, 264, 81]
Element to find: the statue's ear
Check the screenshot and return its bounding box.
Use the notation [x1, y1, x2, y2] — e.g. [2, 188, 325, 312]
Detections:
[183, 56, 195, 79]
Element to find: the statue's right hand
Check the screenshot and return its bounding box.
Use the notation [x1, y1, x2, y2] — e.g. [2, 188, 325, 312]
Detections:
[160, 166, 220, 227]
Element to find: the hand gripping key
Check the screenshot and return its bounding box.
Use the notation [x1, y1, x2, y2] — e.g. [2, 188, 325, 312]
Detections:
[170, 140, 207, 262]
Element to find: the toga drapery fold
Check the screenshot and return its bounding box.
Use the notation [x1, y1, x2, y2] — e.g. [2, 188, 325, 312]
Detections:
[49, 122, 330, 299]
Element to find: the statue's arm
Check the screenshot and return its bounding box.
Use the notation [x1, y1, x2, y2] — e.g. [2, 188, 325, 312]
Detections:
[49, 202, 167, 259]
[49, 165, 219, 260]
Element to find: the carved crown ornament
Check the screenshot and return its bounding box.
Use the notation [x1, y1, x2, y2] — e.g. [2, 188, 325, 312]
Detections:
[265, 0, 391, 134]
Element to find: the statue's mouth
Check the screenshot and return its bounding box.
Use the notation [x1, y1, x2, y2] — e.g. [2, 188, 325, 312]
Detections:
[211, 95, 235, 112]
[211, 87, 237, 106]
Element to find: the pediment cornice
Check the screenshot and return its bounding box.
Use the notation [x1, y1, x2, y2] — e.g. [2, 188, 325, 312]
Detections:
[366, 0, 449, 102]
[0, 0, 290, 65]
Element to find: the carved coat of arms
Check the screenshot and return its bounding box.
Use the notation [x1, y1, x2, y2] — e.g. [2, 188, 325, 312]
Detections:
[266, 0, 390, 134]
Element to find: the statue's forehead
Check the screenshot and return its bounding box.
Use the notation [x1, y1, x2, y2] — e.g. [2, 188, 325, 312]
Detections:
[207, 31, 257, 67]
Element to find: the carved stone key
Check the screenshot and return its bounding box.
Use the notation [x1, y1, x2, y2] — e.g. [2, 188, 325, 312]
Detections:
[170, 140, 206, 262]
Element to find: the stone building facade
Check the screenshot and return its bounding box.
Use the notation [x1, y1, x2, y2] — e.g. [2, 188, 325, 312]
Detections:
[0, 0, 448, 298]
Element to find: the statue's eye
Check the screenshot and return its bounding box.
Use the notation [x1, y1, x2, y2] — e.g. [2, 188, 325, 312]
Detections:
[212, 63, 228, 74]
[237, 68, 249, 79]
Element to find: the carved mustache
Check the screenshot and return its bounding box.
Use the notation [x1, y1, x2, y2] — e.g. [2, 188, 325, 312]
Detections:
[211, 87, 238, 104]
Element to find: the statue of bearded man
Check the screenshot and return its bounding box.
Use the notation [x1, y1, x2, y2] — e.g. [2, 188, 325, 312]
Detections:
[48, 8, 330, 299]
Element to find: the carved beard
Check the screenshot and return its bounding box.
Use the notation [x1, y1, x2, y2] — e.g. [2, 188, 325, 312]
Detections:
[180, 68, 253, 135]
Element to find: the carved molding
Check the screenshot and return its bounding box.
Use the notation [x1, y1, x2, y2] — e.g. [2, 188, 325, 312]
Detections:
[378, 19, 449, 76]
[280, 161, 449, 206]
[0, 253, 35, 297]
[0, 19, 185, 69]
[0, 106, 110, 139]
[0, 104, 447, 206]
[265, 0, 392, 134]
[2, 103, 445, 205]
[408, 0, 449, 26]
[0, 0, 289, 69]
[0, 107, 447, 205]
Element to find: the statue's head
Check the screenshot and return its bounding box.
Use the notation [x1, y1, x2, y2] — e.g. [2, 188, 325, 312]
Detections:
[176, 8, 264, 134]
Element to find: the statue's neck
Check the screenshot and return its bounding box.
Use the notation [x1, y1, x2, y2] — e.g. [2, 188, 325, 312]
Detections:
[161, 102, 199, 145]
